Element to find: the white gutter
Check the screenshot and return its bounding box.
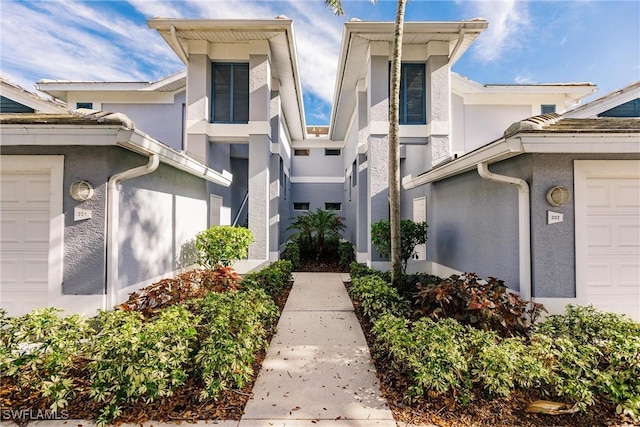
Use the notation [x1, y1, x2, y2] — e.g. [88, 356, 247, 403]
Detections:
[477, 162, 531, 302]
[106, 154, 160, 309]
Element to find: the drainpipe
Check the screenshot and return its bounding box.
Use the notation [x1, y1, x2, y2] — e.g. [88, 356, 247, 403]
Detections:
[477, 162, 531, 301]
[106, 154, 160, 309]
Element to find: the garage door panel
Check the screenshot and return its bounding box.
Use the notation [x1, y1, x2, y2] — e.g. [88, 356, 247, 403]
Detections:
[27, 178, 51, 202]
[25, 219, 50, 243]
[617, 223, 640, 247]
[620, 264, 640, 287]
[586, 183, 610, 207]
[587, 223, 611, 247]
[614, 181, 640, 207]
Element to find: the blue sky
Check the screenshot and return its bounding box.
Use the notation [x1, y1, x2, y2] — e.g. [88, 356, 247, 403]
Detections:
[1, 0, 638, 124]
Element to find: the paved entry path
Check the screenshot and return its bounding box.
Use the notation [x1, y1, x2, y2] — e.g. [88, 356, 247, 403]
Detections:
[239, 272, 396, 427]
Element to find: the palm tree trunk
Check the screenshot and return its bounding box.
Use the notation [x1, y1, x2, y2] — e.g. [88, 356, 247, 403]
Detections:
[389, 0, 406, 288]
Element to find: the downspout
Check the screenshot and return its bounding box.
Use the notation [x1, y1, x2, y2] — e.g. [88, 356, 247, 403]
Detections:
[477, 162, 531, 301]
[170, 26, 189, 64]
[449, 28, 466, 62]
[106, 153, 160, 309]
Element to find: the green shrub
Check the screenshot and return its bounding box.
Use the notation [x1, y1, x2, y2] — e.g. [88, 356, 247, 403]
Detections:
[468, 329, 550, 398]
[288, 209, 346, 261]
[349, 262, 391, 282]
[348, 275, 410, 321]
[88, 305, 199, 425]
[0, 308, 93, 411]
[370, 219, 427, 272]
[338, 241, 355, 267]
[283, 240, 301, 270]
[195, 225, 253, 268]
[414, 273, 545, 337]
[372, 314, 471, 403]
[241, 260, 293, 296]
[535, 306, 640, 417]
[193, 289, 278, 400]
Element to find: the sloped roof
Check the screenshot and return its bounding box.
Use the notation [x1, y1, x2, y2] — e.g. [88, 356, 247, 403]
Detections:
[0, 110, 133, 127]
[37, 71, 187, 101]
[565, 81, 640, 118]
[0, 78, 67, 113]
[504, 113, 640, 137]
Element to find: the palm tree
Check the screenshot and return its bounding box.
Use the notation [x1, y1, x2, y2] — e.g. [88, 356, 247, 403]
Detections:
[326, 0, 406, 287]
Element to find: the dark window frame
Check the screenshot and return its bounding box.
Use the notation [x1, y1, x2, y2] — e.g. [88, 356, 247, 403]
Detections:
[541, 104, 556, 114]
[294, 149, 310, 156]
[324, 148, 341, 156]
[211, 62, 249, 123]
[325, 202, 342, 211]
[76, 102, 93, 109]
[293, 202, 310, 211]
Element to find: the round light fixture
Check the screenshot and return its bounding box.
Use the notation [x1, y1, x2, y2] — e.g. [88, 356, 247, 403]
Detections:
[546, 186, 570, 207]
[70, 180, 94, 201]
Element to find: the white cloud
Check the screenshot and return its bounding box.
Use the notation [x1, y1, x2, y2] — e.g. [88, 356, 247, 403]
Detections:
[463, 0, 531, 62]
[515, 73, 535, 84]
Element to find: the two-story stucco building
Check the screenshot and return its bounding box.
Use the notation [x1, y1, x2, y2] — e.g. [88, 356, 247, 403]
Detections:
[1, 17, 638, 319]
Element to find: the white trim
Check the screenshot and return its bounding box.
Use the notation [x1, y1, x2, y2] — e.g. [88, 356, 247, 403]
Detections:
[290, 176, 345, 184]
[574, 160, 640, 306]
[427, 261, 463, 278]
[533, 297, 578, 317]
[0, 155, 65, 308]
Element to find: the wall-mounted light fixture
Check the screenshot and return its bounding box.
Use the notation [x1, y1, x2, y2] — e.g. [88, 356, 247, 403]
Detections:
[69, 180, 94, 201]
[546, 186, 570, 207]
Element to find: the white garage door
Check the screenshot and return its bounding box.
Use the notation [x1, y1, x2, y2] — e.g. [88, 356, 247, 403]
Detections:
[0, 156, 64, 318]
[576, 160, 640, 321]
[0, 171, 51, 317]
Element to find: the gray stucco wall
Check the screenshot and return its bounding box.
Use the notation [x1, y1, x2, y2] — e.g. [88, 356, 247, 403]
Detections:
[291, 147, 344, 177]
[428, 155, 532, 290]
[104, 91, 186, 151]
[530, 152, 640, 298]
[118, 158, 208, 289]
[290, 182, 345, 214]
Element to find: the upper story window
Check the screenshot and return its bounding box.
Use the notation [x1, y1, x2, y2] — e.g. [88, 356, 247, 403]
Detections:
[76, 102, 93, 109]
[541, 104, 556, 114]
[325, 148, 341, 156]
[294, 149, 310, 156]
[212, 63, 249, 123]
[399, 63, 426, 124]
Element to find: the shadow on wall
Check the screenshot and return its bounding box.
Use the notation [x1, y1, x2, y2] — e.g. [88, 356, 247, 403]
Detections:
[434, 224, 458, 265]
[177, 239, 197, 269]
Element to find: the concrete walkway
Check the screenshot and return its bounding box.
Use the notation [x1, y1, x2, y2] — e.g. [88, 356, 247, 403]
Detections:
[238, 272, 396, 427]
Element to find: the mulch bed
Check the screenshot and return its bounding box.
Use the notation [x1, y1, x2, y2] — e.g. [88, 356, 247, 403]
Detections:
[344, 280, 636, 427]
[1, 281, 293, 426]
[297, 259, 349, 272]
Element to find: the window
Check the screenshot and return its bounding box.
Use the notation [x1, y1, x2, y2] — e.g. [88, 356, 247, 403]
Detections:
[325, 202, 342, 211]
[351, 160, 357, 187]
[325, 148, 341, 156]
[541, 104, 556, 114]
[212, 63, 249, 123]
[293, 202, 310, 211]
[76, 102, 93, 109]
[398, 63, 425, 124]
[294, 149, 310, 156]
